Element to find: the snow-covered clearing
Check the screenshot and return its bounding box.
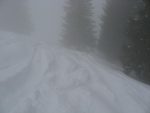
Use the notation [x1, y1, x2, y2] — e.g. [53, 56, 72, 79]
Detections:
[0, 31, 150, 113]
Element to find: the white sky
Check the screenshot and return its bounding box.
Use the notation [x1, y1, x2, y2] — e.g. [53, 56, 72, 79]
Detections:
[0, 0, 106, 44]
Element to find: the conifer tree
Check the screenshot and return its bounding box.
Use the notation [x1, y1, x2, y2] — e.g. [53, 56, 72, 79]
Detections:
[97, 0, 136, 61]
[122, 0, 150, 84]
[63, 0, 95, 51]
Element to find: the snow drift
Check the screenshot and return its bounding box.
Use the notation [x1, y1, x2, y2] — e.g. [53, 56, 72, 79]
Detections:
[0, 31, 150, 113]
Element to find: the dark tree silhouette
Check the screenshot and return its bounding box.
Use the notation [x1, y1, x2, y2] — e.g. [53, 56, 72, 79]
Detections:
[97, 0, 136, 62]
[62, 0, 95, 51]
[122, 0, 150, 84]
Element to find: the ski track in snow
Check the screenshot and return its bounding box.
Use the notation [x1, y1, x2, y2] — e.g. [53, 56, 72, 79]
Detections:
[0, 32, 150, 113]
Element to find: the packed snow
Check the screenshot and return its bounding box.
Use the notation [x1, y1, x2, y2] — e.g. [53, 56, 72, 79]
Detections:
[0, 31, 150, 113]
[0, 0, 150, 112]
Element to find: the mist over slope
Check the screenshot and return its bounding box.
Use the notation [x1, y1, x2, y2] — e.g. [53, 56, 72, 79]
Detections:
[0, 0, 150, 113]
[0, 31, 149, 113]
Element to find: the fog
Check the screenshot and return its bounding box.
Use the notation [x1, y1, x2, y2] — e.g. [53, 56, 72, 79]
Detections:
[0, 0, 142, 62]
[0, 0, 66, 44]
[0, 0, 106, 45]
[0, 0, 32, 35]
[0, 1, 150, 113]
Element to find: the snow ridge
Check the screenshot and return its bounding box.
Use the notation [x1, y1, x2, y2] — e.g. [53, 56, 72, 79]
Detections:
[0, 36, 150, 113]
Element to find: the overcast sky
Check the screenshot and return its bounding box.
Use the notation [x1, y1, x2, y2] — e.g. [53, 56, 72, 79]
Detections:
[0, 0, 106, 44]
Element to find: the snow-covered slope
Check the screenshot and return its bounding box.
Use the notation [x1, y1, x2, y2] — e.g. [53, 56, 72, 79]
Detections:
[0, 31, 150, 113]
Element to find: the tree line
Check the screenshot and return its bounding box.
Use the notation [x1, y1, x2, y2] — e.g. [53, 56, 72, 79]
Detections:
[62, 0, 150, 84]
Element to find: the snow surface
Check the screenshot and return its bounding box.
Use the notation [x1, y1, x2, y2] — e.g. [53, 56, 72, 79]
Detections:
[0, 31, 150, 113]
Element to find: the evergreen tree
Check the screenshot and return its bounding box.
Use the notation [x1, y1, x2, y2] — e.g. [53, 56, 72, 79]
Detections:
[62, 0, 95, 51]
[122, 0, 150, 84]
[97, 0, 136, 61]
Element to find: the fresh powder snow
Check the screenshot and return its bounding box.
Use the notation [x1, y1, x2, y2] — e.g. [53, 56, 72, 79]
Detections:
[0, 31, 150, 113]
[0, 0, 150, 113]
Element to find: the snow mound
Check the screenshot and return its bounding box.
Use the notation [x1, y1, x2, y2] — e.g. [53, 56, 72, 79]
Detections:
[0, 33, 150, 113]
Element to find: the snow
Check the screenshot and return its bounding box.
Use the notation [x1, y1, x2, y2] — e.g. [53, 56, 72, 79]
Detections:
[0, 31, 150, 113]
